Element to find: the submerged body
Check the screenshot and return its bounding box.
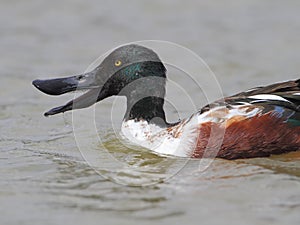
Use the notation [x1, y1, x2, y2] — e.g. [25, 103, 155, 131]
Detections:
[32, 44, 300, 159]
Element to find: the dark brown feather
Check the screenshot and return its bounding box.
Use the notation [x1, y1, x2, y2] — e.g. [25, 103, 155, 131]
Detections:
[192, 113, 300, 159]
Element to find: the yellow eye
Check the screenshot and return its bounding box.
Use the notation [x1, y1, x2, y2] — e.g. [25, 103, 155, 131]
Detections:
[115, 60, 122, 67]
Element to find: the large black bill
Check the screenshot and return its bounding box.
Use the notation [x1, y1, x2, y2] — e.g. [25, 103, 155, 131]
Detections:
[44, 88, 105, 117]
[32, 76, 78, 95]
[32, 72, 98, 96]
[32, 71, 105, 116]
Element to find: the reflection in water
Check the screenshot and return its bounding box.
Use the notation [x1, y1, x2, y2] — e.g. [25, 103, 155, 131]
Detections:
[242, 152, 300, 178]
[100, 132, 187, 185]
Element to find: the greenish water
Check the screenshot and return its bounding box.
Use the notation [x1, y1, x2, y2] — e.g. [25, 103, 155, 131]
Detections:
[1, 0, 300, 225]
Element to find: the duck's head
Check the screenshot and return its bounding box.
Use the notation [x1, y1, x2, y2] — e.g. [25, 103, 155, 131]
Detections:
[33, 44, 167, 119]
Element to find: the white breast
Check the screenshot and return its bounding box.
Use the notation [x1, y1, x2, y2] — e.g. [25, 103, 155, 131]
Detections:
[120, 117, 199, 157]
[120, 105, 262, 157]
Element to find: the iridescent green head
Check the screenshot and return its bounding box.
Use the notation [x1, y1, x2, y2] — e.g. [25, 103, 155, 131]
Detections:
[32, 44, 167, 122]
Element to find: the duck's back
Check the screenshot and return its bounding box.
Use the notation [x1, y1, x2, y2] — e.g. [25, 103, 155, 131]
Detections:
[193, 79, 300, 159]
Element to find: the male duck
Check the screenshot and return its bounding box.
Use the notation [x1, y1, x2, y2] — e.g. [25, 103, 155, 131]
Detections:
[32, 44, 300, 159]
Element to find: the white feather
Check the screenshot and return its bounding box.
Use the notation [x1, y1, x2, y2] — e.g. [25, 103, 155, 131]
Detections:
[248, 94, 289, 102]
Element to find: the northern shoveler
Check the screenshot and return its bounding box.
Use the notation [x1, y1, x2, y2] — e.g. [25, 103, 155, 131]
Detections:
[32, 44, 300, 159]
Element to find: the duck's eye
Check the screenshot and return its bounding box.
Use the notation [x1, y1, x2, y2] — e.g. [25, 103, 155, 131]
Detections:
[114, 60, 122, 67]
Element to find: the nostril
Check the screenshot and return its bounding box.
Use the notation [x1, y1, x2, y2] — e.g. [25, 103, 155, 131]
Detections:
[77, 75, 86, 80]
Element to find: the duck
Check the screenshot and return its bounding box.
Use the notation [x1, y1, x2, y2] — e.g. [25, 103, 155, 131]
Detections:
[32, 44, 300, 159]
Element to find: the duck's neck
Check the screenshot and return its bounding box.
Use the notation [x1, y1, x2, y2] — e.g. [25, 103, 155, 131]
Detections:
[124, 96, 168, 127]
[122, 61, 168, 127]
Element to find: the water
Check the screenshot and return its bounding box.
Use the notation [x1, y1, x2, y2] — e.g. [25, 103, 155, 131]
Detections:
[1, 0, 300, 224]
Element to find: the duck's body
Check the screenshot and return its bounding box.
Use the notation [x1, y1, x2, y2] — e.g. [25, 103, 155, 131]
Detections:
[32, 44, 300, 159]
[121, 79, 300, 159]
